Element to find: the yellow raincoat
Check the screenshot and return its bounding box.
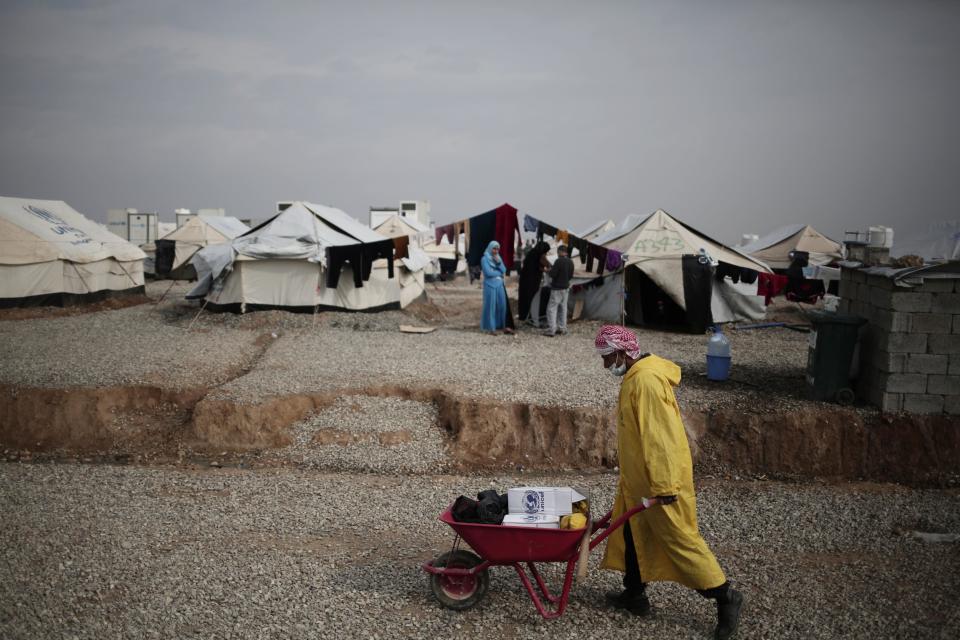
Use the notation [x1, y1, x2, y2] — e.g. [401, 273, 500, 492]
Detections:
[600, 355, 726, 590]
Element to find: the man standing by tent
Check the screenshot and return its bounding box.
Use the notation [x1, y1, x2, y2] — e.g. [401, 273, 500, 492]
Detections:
[595, 325, 743, 640]
[542, 244, 573, 336]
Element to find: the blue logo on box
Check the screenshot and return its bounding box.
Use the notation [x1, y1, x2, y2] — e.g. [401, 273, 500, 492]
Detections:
[523, 490, 543, 514]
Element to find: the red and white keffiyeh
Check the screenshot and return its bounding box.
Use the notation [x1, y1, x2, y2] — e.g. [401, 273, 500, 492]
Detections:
[594, 324, 641, 359]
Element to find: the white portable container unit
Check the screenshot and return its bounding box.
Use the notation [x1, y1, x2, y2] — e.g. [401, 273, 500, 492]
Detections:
[501, 514, 561, 529]
[508, 487, 587, 516]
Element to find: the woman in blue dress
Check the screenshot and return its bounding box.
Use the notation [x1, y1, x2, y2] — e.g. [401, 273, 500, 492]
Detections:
[480, 241, 511, 334]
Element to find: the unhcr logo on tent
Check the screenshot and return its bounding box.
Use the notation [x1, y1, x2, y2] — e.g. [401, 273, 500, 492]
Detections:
[24, 205, 91, 244]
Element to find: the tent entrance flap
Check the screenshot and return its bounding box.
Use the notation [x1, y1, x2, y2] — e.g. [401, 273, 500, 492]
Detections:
[626, 266, 686, 327]
[624, 261, 714, 333]
[155, 240, 175, 276]
[681, 255, 714, 334]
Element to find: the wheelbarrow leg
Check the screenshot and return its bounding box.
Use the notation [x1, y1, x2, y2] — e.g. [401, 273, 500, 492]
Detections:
[527, 562, 561, 604]
[512, 558, 578, 620]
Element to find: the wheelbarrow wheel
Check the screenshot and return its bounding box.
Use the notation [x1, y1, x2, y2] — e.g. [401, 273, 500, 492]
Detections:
[429, 550, 488, 610]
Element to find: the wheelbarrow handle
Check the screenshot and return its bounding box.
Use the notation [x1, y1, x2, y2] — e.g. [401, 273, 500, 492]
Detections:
[588, 498, 659, 551]
[591, 510, 615, 531]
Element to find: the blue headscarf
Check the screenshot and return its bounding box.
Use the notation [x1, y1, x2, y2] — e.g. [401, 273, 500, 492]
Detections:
[484, 240, 501, 263]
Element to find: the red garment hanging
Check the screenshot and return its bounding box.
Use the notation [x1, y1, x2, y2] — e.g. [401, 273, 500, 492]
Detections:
[757, 273, 789, 305]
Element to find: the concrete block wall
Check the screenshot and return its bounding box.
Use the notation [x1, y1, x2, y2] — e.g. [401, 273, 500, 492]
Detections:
[839, 269, 960, 414]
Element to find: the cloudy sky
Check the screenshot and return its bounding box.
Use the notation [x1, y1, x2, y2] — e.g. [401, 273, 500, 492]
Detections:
[1, 0, 958, 243]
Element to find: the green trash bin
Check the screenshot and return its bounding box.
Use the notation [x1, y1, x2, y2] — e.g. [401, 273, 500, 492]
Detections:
[805, 311, 866, 405]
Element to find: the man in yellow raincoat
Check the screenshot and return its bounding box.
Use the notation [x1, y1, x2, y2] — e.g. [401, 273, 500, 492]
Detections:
[595, 324, 743, 640]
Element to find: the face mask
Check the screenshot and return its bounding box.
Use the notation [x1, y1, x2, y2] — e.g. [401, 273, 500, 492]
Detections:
[608, 356, 627, 377]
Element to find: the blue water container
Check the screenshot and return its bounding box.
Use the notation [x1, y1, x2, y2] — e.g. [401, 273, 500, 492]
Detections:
[706, 326, 731, 381]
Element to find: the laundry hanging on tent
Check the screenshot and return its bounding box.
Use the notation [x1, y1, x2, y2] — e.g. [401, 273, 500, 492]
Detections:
[435, 223, 454, 245]
[362, 239, 395, 280]
[438, 258, 457, 275]
[568, 235, 589, 265]
[605, 249, 624, 272]
[586, 244, 608, 274]
[466, 210, 497, 267]
[523, 214, 539, 232]
[536, 220, 558, 243]
[740, 268, 759, 285]
[531, 217, 616, 274]
[326, 239, 395, 289]
[454, 219, 470, 257]
[786, 278, 826, 304]
[756, 272, 789, 305]
[326, 245, 365, 289]
[493, 204, 520, 273]
[392, 236, 409, 260]
[715, 263, 758, 284]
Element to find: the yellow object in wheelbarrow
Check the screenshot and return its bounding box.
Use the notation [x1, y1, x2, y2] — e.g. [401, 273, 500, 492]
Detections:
[559, 513, 587, 530]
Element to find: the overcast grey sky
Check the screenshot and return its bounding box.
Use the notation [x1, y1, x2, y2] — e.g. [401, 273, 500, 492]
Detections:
[1, 0, 958, 243]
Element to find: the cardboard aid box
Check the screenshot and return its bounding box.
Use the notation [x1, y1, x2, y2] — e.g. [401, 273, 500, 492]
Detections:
[502, 514, 560, 529]
[508, 487, 587, 516]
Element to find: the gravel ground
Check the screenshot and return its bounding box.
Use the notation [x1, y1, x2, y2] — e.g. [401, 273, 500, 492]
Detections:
[0, 279, 821, 413]
[2, 462, 958, 640]
[257, 395, 450, 474]
[0, 282, 260, 390]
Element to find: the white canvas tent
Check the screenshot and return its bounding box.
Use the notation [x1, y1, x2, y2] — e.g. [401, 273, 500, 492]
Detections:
[570, 210, 771, 326]
[740, 224, 842, 269]
[187, 201, 424, 312]
[579, 219, 615, 241]
[154, 215, 249, 279]
[891, 220, 960, 262]
[0, 196, 145, 307]
[373, 214, 430, 243]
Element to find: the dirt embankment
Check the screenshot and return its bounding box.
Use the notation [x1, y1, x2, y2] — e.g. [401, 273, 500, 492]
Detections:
[188, 386, 618, 469]
[705, 409, 960, 485]
[0, 384, 206, 452]
[1, 383, 957, 486]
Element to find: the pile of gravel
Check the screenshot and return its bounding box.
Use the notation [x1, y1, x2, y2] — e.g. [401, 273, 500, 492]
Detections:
[2, 462, 958, 639]
[260, 395, 450, 474]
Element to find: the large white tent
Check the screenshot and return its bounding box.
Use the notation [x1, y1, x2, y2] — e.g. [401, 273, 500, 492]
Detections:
[740, 224, 842, 269]
[891, 220, 960, 262]
[0, 196, 145, 307]
[567, 210, 771, 327]
[154, 215, 249, 279]
[187, 201, 425, 312]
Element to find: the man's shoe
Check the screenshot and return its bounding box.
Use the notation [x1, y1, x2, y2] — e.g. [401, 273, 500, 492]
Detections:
[605, 590, 652, 616]
[541, 330, 555, 337]
[714, 589, 743, 640]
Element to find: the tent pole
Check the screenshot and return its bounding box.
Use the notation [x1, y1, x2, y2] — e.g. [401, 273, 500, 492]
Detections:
[70, 262, 91, 294]
[188, 297, 210, 331]
[188, 272, 226, 331]
[154, 279, 177, 305]
[312, 264, 322, 329]
[620, 256, 626, 326]
[115, 261, 141, 289]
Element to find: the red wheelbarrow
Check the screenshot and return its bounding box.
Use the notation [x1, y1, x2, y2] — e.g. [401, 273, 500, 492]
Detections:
[422, 498, 659, 619]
